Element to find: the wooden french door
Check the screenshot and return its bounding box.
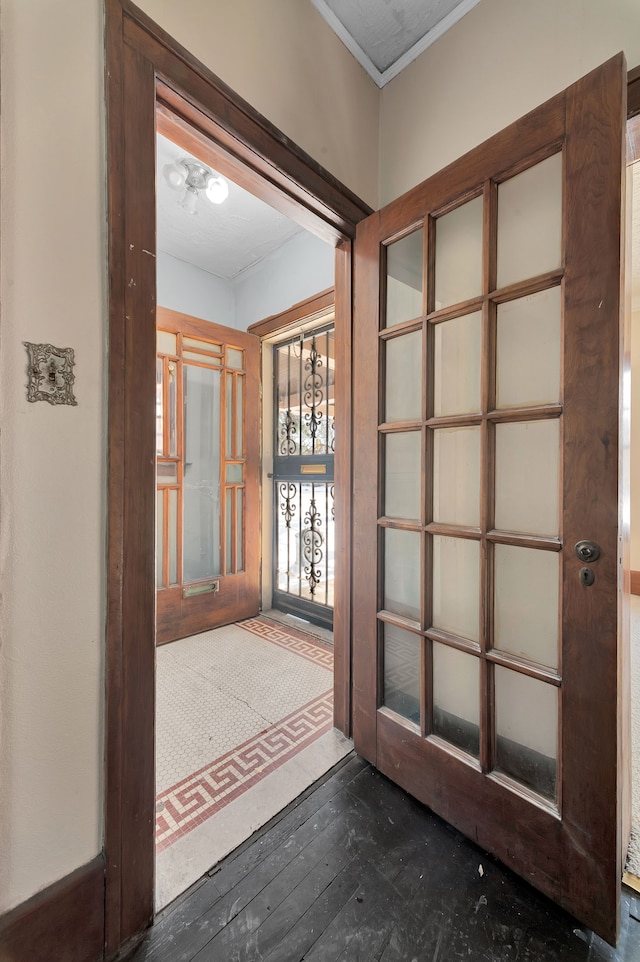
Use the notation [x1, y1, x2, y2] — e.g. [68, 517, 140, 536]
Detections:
[156, 307, 260, 644]
[352, 55, 627, 943]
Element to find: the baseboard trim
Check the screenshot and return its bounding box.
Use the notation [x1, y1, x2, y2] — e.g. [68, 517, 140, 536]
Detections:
[631, 570, 640, 595]
[0, 855, 105, 962]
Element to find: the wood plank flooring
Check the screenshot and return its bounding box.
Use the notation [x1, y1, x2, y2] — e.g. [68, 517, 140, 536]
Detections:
[129, 754, 640, 961]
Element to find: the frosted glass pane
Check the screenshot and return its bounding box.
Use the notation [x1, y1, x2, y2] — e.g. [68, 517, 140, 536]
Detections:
[168, 488, 178, 586]
[497, 153, 562, 289]
[183, 365, 221, 583]
[433, 312, 482, 416]
[495, 667, 557, 800]
[227, 347, 244, 370]
[237, 491, 243, 572]
[385, 331, 422, 422]
[168, 361, 177, 457]
[226, 463, 243, 483]
[433, 427, 481, 526]
[156, 358, 163, 456]
[385, 432, 421, 519]
[183, 350, 222, 367]
[494, 545, 559, 669]
[157, 461, 178, 484]
[494, 420, 559, 536]
[386, 230, 423, 328]
[435, 196, 483, 309]
[156, 491, 164, 588]
[432, 536, 479, 642]
[496, 287, 561, 409]
[433, 643, 479, 756]
[384, 528, 420, 621]
[183, 336, 222, 355]
[157, 330, 177, 355]
[383, 623, 421, 723]
[226, 373, 233, 459]
[226, 489, 232, 574]
[236, 377, 243, 457]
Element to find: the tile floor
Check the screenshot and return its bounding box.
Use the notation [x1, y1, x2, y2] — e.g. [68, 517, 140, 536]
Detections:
[155, 613, 352, 910]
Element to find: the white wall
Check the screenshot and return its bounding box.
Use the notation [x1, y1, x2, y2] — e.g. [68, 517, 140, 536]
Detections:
[380, 0, 640, 204]
[0, 0, 377, 915]
[157, 231, 333, 333]
[157, 252, 236, 328]
[234, 231, 334, 330]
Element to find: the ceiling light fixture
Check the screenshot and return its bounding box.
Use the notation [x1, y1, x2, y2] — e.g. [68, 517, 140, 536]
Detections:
[162, 158, 229, 214]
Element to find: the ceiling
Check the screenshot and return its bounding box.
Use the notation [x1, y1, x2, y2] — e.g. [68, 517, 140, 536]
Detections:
[310, 0, 482, 87]
[156, 134, 302, 281]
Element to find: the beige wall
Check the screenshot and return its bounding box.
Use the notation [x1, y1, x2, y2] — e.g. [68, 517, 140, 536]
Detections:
[137, 0, 380, 209]
[379, 0, 640, 204]
[0, 0, 378, 915]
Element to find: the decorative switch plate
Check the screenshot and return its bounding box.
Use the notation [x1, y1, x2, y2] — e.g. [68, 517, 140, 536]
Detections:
[24, 342, 77, 406]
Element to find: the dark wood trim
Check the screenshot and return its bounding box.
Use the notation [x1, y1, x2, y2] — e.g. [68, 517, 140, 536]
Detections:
[333, 244, 353, 735]
[248, 288, 335, 339]
[105, 0, 367, 953]
[630, 570, 640, 595]
[0, 856, 105, 962]
[628, 65, 640, 119]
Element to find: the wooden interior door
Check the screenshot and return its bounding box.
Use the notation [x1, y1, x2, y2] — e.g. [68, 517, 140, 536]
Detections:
[352, 55, 628, 943]
[156, 307, 260, 644]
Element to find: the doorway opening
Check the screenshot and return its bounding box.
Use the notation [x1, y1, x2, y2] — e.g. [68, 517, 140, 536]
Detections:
[153, 110, 352, 910]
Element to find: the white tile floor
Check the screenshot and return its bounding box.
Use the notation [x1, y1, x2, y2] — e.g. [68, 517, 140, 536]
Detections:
[155, 613, 352, 910]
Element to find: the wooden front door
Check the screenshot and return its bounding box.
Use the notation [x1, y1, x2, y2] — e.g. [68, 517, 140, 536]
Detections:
[352, 55, 628, 943]
[156, 307, 260, 644]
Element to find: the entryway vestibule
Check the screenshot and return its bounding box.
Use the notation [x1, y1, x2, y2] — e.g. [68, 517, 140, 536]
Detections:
[152, 87, 354, 907]
[107, 0, 633, 954]
[105, 0, 364, 951]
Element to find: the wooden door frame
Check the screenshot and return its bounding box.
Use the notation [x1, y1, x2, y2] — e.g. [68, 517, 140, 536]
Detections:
[105, 0, 371, 952]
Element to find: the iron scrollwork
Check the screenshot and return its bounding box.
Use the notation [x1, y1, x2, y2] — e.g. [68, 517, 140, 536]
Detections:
[279, 408, 297, 456]
[302, 497, 324, 596]
[279, 482, 297, 528]
[303, 337, 324, 447]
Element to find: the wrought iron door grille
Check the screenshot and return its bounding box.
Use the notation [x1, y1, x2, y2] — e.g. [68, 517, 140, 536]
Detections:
[272, 325, 335, 628]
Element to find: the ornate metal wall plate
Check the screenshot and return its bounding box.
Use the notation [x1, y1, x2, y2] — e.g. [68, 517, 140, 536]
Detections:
[24, 342, 77, 406]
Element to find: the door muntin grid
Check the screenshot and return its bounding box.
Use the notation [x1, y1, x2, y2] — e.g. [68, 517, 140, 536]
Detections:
[378, 150, 563, 807]
[156, 329, 248, 591]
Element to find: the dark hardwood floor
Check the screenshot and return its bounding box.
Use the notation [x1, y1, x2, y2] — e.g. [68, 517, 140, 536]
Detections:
[129, 754, 640, 961]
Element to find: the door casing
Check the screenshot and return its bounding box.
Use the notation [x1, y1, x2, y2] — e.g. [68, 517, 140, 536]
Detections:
[105, 0, 370, 952]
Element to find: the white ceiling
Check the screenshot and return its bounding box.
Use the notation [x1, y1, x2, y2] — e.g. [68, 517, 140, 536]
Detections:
[156, 134, 302, 281]
[311, 0, 482, 87]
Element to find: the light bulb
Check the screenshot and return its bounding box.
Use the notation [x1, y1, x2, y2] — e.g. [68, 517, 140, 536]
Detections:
[205, 174, 229, 205]
[163, 162, 187, 191]
[181, 186, 199, 214]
